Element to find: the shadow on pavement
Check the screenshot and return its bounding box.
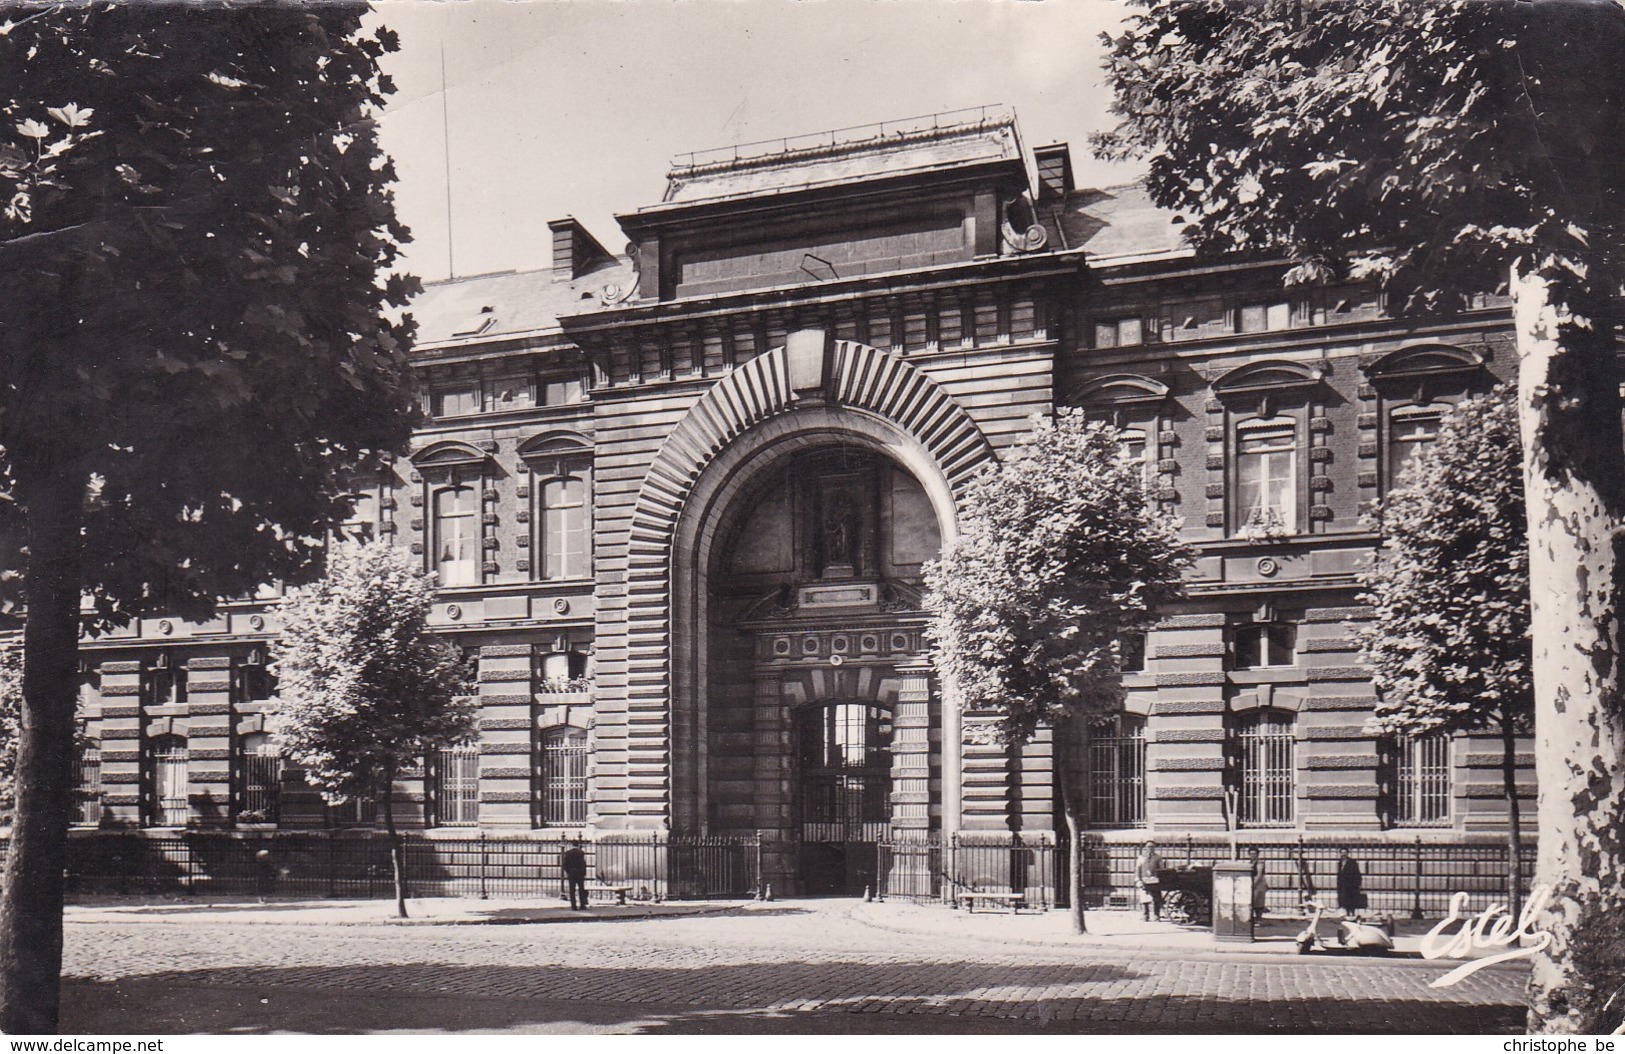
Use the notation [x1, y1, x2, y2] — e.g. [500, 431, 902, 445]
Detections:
[59, 956, 1523, 1036]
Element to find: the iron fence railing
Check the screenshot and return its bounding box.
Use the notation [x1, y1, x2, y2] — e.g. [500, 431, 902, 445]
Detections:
[1070, 834, 1537, 917]
[0, 832, 761, 902]
[876, 833, 1057, 909]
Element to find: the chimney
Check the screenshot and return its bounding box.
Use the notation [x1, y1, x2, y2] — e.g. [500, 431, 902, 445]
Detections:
[548, 217, 615, 281]
[1033, 143, 1074, 202]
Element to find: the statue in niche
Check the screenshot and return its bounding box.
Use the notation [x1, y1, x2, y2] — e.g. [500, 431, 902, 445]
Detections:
[820, 493, 859, 578]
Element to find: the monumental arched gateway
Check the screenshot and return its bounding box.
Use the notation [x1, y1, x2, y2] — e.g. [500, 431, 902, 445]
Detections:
[625, 332, 991, 893]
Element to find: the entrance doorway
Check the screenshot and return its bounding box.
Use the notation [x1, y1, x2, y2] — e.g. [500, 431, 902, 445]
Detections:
[797, 701, 892, 895]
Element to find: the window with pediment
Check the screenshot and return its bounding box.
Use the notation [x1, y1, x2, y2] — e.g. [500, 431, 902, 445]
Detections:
[411, 443, 490, 588]
[1064, 374, 1171, 497]
[1364, 344, 1487, 495]
[1211, 359, 1325, 538]
[520, 435, 592, 582]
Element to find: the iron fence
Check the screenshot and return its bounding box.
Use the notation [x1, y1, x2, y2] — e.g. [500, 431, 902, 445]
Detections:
[9, 831, 760, 902]
[1072, 834, 1537, 917]
[876, 833, 1057, 909]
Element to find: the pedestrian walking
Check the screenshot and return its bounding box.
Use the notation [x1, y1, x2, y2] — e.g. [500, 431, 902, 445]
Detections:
[1135, 840, 1165, 921]
[1249, 847, 1269, 919]
[561, 837, 589, 911]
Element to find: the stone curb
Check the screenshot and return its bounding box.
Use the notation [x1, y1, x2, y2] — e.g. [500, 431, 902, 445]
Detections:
[64, 902, 740, 928]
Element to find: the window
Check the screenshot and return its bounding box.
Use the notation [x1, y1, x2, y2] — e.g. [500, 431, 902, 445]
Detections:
[235, 732, 282, 824]
[536, 646, 591, 691]
[338, 491, 378, 546]
[1383, 733, 1452, 827]
[329, 796, 377, 827]
[143, 657, 187, 708]
[1116, 428, 1150, 487]
[797, 703, 893, 832]
[1236, 423, 1297, 534]
[1234, 621, 1297, 669]
[1232, 712, 1295, 827]
[1119, 633, 1148, 674]
[539, 472, 589, 580]
[485, 375, 535, 412]
[1388, 407, 1442, 486]
[538, 727, 588, 826]
[432, 386, 481, 418]
[1087, 714, 1147, 827]
[1094, 317, 1144, 348]
[237, 655, 277, 703]
[145, 734, 189, 827]
[1239, 301, 1292, 334]
[74, 745, 102, 827]
[433, 486, 478, 586]
[540, 376, 585, 407]
[431, 746, 480, 827]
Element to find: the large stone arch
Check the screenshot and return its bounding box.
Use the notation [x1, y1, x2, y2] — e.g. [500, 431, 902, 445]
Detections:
[621, 333, 993, 829]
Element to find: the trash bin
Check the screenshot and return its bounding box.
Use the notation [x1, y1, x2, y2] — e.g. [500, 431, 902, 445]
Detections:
[1212, 860, 1256, 942]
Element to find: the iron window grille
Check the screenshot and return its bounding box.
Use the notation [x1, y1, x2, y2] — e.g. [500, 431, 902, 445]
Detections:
[235, 733, 282, 823]
[73, 747, 102, 827]
[1087, 715, 1147, 828]
[1233, 712, 1295, 828]
[537, 727, 588, 827]
[1383, 733, 1453, 827]
[430, 746, 481, 827]
[145, 734, 190, 827]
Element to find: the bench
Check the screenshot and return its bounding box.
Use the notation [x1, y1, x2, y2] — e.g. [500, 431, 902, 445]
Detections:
[959, 891, 1026, 914]
[587, 884, 633, 906]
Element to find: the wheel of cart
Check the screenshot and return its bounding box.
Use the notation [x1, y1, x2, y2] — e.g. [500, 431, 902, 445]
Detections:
[1162, 889, 1210, 925]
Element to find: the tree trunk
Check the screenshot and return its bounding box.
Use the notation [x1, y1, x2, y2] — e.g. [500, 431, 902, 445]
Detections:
[1499, 714, 1524, 922]
[1513, 261, 1625, 1034]
[381, 765, 407, 919]
[0, 469, 85, 1035]
[1055, 715, 1087, 935]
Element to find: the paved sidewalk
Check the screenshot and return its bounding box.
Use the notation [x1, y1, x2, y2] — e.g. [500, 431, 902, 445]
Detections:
[64, 894, 732, 927]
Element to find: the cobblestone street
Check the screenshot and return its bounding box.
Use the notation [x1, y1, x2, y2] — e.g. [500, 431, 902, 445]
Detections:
[59, 901, 1529, 1034]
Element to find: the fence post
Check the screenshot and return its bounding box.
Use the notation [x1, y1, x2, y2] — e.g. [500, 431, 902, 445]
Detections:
[327, 833, 337, 898]
[1412, 835, 1424, 920]
[754, 831, 765, 901]
[479, 832, 489, 900]
[1185, 833, 1193, 867]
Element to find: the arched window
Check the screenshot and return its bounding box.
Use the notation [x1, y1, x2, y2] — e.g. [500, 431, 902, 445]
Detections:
[537, 727, 588, 826]
[235, 732, 282, 824]
[433, 485, 478, 586]
[145, 734, 189, 827]
[1087, 714, 1147, 828]
[1230, 711, 1295, 828]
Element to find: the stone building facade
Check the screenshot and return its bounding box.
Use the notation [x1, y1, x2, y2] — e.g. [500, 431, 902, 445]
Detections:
[68, 107, 1527, 898]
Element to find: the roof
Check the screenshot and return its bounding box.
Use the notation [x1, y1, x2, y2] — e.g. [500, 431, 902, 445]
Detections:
[1053, 182, 1191, 264]
[654, 105, 1027, 210]
[407, 179, 1192, 353]
[409, 257, 635, 349]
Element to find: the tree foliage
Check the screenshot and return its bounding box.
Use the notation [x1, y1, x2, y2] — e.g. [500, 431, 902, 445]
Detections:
[1094, 0, 1625, 309]
[0, 2, 420, 623]
[271, 542, 475, 808]
[0, 4, 422, 1032]
[925, 412, 1192, 740]
[1356, 388, 1530, 736]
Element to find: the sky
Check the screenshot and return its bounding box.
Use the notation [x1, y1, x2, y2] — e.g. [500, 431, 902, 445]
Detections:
[369, 0, 1143, 284]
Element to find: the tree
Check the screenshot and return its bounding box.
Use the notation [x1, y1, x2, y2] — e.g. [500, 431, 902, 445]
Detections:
[1355, 388, 1530, 915]
[0, 6, 418, 1033]
[924, 411, 1192, 934]
[270, 542, 476, 920]
[1096, 1, 1625, 1029]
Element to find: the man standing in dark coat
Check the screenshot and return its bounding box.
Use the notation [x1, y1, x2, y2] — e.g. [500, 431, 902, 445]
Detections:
[1336, 850, 1364, 916]
[561, 837, 589, 911]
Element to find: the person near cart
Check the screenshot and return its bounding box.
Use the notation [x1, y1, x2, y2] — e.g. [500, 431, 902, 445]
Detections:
[1135, 840, 1165, 921]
